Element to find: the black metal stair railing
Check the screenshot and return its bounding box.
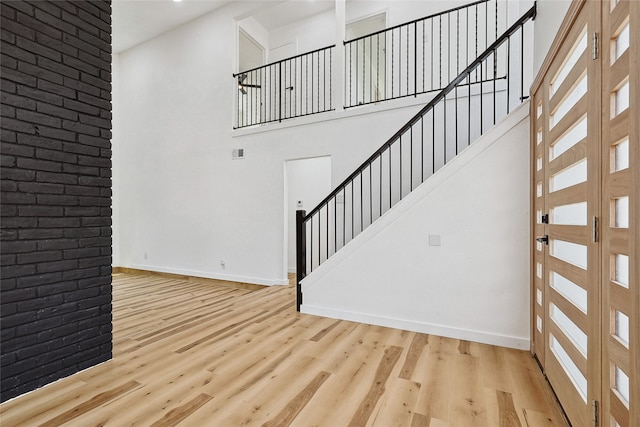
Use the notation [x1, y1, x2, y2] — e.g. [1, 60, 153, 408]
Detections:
[344, 0, 508, 108]
[296, 5, 536, 310]
[233, 45, 335, 129]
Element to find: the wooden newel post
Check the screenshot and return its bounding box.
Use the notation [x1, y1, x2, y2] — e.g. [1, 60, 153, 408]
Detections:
[295, 210, 306, 311]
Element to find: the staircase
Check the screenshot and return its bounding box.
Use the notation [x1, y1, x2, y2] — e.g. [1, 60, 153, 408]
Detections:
[296, 5, 537, 311]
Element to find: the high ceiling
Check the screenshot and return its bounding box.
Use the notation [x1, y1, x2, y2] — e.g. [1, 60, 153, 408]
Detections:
[112, 0, 336, 54]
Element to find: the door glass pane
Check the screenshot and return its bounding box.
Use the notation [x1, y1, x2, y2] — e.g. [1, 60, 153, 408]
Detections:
[613, 197, 629, 228]
[613, 366, 630, 405]
[614, 21, 630, 61]
[613, 254, 630, 287]
[537, 262, 543, 279]
[537, 315, 543, 332]
[551, 116, 587, 160]
[551, 271, 588, 313]
[551, 303, 587, 356]
[551, 29, 588, 95]
[613, 138, 630, 171]
[551, 334, 588, 402]
[613, 79, 629, 116]
[614, 310, 630, 346]
[551, 202, 588, 226]
[550, 160, 587, 192]
[551, 74, 588, 127]
[551, 239, 588, 269]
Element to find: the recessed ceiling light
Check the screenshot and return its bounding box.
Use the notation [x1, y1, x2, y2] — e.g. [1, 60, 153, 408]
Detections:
[173, 0, 182, 2]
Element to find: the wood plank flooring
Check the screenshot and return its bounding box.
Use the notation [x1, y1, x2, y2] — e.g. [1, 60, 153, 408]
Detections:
[0, 273, 568, 426]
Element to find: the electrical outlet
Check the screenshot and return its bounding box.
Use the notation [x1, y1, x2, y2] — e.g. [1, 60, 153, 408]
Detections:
[220, 260, 226, 269]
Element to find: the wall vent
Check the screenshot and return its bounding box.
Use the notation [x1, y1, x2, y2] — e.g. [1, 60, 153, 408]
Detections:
[232, 148, 245, 159]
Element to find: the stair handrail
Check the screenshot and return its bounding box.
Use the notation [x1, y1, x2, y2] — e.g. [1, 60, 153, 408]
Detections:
[305, 4, 536, 221]
[296, 4, 536, 310]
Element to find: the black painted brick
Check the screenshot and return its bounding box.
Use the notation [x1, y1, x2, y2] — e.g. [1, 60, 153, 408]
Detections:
[33, 125, 76, 142]
[1, 15, 36, 41]
[37, 79, 75, 99]
[18, 181, 65, 194]
[61, 32, 99, 57]
[1, 65, 37, 87]
[34, 9, 75, 36]
[35, 148, 77, 164]
[16, 11, 62, 41]
[36, 101, 78, 121]
[62, 120, 99, 137]
[18, 60, 63, 85]
[17, 36, 61, 62]
[1, 0, 112, 403]
[16, 157, 62, 173]
[1, 41, 37, 64]
[17, 134, 63, 150]
[17, 86, 63, 106]
[19, 229, 64, 240]
[2, 91, 36, 110]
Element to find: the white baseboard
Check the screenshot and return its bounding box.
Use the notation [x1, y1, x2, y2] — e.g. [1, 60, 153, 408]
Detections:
[301, 304, 530, 350]
[124, 263, 289, 286]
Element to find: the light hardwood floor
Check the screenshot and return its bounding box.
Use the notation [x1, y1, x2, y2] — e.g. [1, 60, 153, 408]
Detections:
[0, 273, 568, 426]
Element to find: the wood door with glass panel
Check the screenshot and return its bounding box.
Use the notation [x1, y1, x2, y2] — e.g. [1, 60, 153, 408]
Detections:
[600, 0, 638, 425]
[532, 1, 638, 426]
[531, 2, 600, 426]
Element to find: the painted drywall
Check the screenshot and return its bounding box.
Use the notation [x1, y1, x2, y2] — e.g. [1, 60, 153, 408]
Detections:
[112, 0, 550, 287]
[112, 53, 121, 267]
[285, 157, 332, 273]
[112, 1, 427, 285]
[268, 9, 336, 56]
[533, 0, 572, 75]
[301, 103, 531, 349]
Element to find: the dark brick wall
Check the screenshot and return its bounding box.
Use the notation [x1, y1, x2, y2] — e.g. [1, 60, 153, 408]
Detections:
[0, 0, 112, 402]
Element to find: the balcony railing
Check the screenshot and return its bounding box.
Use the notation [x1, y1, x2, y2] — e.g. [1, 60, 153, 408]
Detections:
[233, 0, 511, 127]
[233, 45, 335, 129]
[344, 0, 507, 107]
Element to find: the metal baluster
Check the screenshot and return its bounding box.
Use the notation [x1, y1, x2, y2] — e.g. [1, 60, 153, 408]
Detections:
[455, 85, 459, 155]
[391, 29, 394, 98]
[422, 20, 425, 94]
[506, 36, 510, 113]
[414, 21, 417, 96]
[351, 179, 354, 241]
[410, 125, 413, 191]
[369, 163, 372, 226]
[377, 34, 380, 102]
[421, 116, 424, 183]
[432, 108, 435, 174]
[480, 61, 483, 134]
[439, 15, 442, 88]
[493, 48, 497, 125]
[399, 135, 403, 199]
[443, 93, 447, 164]
[468, 71, 471, 146]
[360, 173, 363, 232]
[520, 24, 524, 101]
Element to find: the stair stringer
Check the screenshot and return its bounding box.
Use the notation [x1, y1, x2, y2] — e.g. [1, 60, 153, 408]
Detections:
[300, 101, 531, 349]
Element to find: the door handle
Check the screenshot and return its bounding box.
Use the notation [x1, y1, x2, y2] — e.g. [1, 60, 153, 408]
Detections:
[536, 235, 549, 245]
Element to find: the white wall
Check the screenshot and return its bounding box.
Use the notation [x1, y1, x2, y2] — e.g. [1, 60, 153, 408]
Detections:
[111, 53, 121, 267]
[113, 1, 426, 285]
[112, 0, 561, 292]
[269, 9, 336, 57]
[533, 0, 572, 75]
[301, 103, 531, 349]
